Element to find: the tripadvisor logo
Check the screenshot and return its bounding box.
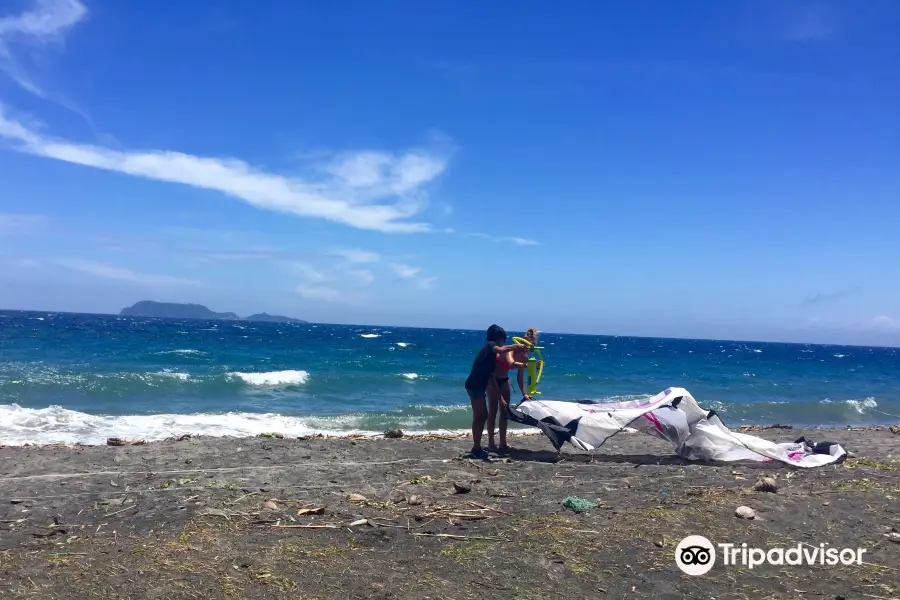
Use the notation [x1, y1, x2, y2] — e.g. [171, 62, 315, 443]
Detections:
[675, 535, 867, 575]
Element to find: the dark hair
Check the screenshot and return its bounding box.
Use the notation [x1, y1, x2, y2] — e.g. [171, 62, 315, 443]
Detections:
[486, 324, 506, 342]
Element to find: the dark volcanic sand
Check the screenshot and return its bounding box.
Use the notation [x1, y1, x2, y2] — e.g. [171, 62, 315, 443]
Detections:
[1, 427, 898, 600]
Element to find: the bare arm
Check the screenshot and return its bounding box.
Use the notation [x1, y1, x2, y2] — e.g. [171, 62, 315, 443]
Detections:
[503, 351, 527, 370]
[494, 343, 523, 354]
[517, 368, 526, 397]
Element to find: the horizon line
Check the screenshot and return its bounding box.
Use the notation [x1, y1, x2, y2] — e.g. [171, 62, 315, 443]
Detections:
[1, 307, 897, 350]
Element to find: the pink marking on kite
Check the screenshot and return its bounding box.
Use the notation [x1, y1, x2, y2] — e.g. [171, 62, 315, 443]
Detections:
[642, 411, 665, 434]
[787, 451, 804, 462]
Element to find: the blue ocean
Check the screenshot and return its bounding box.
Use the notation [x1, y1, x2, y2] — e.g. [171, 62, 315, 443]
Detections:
[1, 310, 898, 445]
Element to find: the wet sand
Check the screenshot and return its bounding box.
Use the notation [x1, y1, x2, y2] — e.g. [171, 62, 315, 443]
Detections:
[1, 426, 899, 600]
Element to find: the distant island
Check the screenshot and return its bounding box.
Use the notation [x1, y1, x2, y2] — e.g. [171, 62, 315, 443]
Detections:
[119, 301, 307, 323]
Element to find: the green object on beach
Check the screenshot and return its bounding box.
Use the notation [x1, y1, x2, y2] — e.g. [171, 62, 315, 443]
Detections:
[562, 496, 596, 512]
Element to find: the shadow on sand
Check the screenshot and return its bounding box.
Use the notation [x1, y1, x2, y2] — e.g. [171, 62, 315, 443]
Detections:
[500, 448, 798, 470]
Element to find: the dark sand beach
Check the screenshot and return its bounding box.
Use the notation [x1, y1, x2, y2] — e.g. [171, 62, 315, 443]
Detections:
[1, 427, 898, 599]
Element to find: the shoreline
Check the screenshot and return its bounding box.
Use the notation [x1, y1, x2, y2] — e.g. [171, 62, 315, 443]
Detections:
[2, 421, 897, 449]
[1, 426, 898, 598]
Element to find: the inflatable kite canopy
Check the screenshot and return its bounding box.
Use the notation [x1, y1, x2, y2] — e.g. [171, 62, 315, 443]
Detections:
[508, 387, 847, 468]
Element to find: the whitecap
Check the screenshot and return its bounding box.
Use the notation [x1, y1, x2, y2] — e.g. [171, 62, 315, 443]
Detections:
[227, 370, 310, 386]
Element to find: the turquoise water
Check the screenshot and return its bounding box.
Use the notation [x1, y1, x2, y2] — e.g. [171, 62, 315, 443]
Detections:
[1, 310, 898, 445]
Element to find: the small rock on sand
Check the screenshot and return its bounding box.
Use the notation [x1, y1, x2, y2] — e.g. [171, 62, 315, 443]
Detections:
[262, 500, 279, 511]
[735, 506, 756, 520]
[754, 477, 778, 493]
[453, 482, 472, 494]
[384, 429, 404, 439]
[389, 490, 406, 503]
[408, 495, 423, 506]
[348, 493, 367, 503]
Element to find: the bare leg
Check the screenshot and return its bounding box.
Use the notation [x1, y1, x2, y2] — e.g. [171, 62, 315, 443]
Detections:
[499, 380, 511, 450]
[486, 385, 499, 451]
[469, 392, 487, 454]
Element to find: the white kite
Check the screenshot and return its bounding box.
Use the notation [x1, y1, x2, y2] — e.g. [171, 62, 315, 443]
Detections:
[508, 387, 847, 468]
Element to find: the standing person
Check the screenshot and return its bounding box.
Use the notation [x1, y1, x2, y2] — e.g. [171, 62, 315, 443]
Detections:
[464, 325, 523, 459]
[487, 327, 539, 454]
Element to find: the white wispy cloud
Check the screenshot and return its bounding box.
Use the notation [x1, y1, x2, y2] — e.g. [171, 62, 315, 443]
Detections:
[292, 258, 371, 305]
[870, 315, 900, 333]
[464, 232, 541, 246]
[0, 106, 451, 233]
[387, 262, 436, 291]
[0, 0, 94, 126]
[414, 276, 437, 291]
[330, 248, 382, 263]
[506, 236, 539, 246]
[347, 269, 375, 286]
[290, 261, 328, 283]
[388, 263, 421, 279]
[53, 258, 202, 287]
[0, 213, 44, 231]
[0, 0, 87, 96]
[296, 285, 343, 302]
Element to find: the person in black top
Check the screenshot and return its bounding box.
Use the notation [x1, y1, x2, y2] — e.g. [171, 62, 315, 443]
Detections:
[464, 324, 524, 459]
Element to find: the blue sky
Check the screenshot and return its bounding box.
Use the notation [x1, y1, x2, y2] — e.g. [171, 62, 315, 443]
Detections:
[0, 0, 898, 346]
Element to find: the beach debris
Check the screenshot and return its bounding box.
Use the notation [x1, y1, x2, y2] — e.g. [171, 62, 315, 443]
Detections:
[883, 531, 900, 543]
[10, 499, 26, 504]
[347, 493, 367, 503]
[890, 425, 900, 435]
[106, 437, 144, 446]
[198, 508, 231, 520]
[296, 507, 325, 516]
[736, 424, 793, 432]
[349, 519, 369, 527]
[562, 497, 597, 513]
[262, 500, 279, 511]
[389, 490, 406, 503]
[384, 429, 404, 439]
[96, 498, 125, 508]
[452, 482, 472, 494]
[754, 477, 779, 493]
[408, 495, 423, 506]
[735, 506, 756, 520]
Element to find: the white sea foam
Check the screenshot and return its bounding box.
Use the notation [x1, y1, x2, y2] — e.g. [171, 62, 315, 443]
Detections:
[399, 373, 419, 380]
[834, 354, 847, 358]
[0, 404, 492, 446]
[227, 370, 310, 386]
[155, 349, 205, 356]
[360, 333, 380, 338]
[396, 342, 411, 347]
[818, 397, 878, 413]
[156, 371, 190, 381]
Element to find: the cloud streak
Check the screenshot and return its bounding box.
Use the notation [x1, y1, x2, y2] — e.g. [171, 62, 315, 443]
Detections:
[0, 0, 87, 96]
[53, 258, 202, 287]
[330, 248, 382, 263]
[0, 106, 452, 233]
[0, 213, 44, 231]
[465, 232, 541, 246]
[0, 0, 95, 127]
[801, 287, 862, 306]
